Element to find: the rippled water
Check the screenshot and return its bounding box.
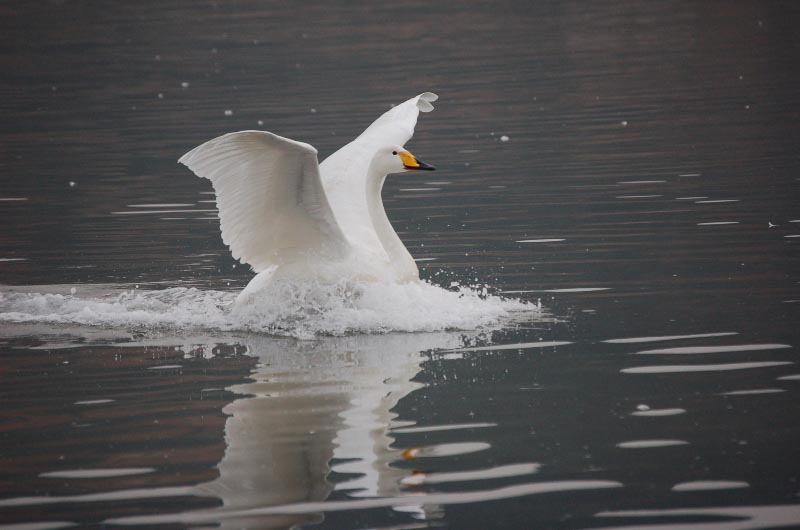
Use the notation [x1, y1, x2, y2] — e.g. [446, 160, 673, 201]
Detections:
[2, 1, 800, 528]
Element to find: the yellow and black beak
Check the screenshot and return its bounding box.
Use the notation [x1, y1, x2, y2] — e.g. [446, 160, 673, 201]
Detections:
[398, 150, 435, 171]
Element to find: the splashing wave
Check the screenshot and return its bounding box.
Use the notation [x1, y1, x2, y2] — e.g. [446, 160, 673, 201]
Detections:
[0, 281, 538, 339]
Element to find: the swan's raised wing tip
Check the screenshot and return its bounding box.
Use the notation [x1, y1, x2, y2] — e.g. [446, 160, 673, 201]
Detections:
[417, 92, 439, 113]
[178, 130, 318, 166]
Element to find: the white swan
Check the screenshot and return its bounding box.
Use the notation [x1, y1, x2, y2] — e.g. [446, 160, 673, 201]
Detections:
[179, 92, 438, 304]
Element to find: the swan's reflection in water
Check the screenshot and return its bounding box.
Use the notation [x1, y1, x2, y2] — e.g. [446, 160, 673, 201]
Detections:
[193, 332, 466, 529]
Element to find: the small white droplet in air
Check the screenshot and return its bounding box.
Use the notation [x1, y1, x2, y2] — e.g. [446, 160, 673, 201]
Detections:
[500, 135, 510, 142]
[157, 93, 164, 99]
[636, 404, 650, 411]
[621, 120, 628, 126]
[310, 108, 317, 114]
[70, 287, 77, 295]
[181, 81, 189, 88]
[224, 109, 233, 116]
[69, 181, 76, 188]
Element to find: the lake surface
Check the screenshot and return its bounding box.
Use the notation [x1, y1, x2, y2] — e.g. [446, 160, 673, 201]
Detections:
[2, 1, 800, 528]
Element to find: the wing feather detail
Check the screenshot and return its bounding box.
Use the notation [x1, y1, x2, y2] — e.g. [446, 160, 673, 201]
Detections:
[179, 130, 349, 272]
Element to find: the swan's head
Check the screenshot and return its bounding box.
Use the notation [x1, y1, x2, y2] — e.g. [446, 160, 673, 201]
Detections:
[373, 146, 435, 175]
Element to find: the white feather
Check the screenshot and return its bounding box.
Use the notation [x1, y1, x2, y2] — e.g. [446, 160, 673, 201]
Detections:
[178, 93, 438, 295]
[178, 131, 348, 273]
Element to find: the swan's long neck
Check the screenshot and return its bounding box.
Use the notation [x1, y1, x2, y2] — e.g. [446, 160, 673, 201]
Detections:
[365, 164, 418, 281]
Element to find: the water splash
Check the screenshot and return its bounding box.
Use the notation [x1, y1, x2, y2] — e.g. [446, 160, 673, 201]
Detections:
[0, 280, 538, 339]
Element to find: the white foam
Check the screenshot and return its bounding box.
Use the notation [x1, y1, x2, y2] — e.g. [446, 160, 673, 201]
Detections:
[0, 281, 536, 339]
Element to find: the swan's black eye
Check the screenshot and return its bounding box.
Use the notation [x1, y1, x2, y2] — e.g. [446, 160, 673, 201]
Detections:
[392, 151, 397, 155]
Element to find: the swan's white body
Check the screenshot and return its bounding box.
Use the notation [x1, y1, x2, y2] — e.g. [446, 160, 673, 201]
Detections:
[179, 92, 438, 303]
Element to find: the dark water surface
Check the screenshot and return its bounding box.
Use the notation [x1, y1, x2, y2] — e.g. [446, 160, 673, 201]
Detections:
[2, 1, 800, 528]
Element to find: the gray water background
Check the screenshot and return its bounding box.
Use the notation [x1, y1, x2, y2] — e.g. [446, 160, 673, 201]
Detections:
[1, 1, 800, 528]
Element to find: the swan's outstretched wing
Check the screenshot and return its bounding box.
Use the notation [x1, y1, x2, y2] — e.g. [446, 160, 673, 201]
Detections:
[179, 131, 349, 272]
